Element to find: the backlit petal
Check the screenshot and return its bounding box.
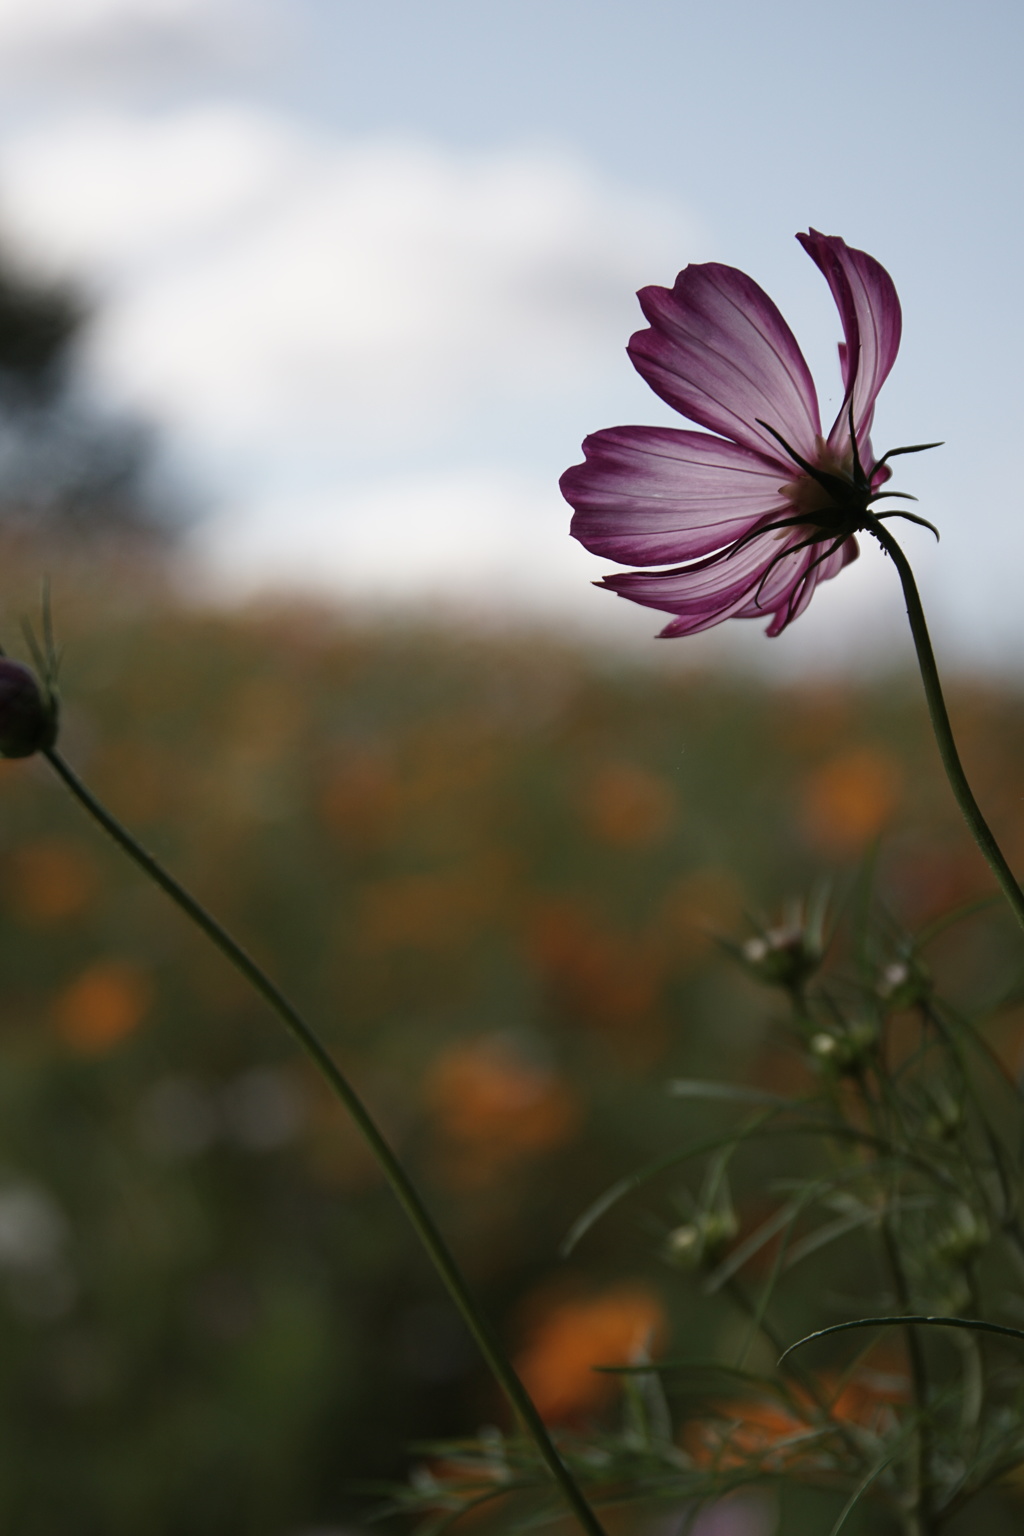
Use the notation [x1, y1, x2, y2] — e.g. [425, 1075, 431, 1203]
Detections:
[562, 426, 792, 565]
[628, 262, 821, 463]
[797, 230, 901, 453]
[598, 527, 808, 636]
[753, 536, 859, 636]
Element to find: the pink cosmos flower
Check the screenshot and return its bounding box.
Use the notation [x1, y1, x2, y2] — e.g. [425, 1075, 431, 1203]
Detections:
[561, 231, 931, 638]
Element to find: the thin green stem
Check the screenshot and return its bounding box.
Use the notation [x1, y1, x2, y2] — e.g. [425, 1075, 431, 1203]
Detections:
[844, 1057, 933, 1532]
[879, 1216, 935, 1535]
[43, 747, 608, 1536]
[865, 514, 1024, 935]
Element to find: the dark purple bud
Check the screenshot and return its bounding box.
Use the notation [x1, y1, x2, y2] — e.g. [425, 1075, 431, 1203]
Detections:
[0, 659, 57, 758]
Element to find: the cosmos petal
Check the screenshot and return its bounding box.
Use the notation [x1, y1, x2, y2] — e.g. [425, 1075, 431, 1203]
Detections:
[561, 426, 792, 565]
[627, 261, 822, 463]
[739, 535, 859, 636]
[797, 230, 901, 451]
[597, 527, 814, 636]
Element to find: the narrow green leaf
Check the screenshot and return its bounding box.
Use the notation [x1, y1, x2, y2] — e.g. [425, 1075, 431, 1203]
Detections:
[780, 1314, 1024, 1366]
[560, 1116, 777, 1256]
[827, 1446, 902, 1536]
[704, 1200, 801, 1293]
[781, 1208, 879, 1272]
[666, 1079, 804, 1108]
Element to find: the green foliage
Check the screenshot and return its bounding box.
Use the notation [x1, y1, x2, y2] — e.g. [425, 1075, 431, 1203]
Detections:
[400, 889, 1024, 1533]
[3, 571, 1024, 1531]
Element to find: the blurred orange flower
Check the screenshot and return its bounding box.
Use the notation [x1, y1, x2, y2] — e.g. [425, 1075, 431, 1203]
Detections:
[801, 747, 901, 854]
[582, 763, 676, 848]
[657, 867, 743, 962]
[689, 1372, 906, 1471]
[515, 1284, 666, 1423]
[7, 840, 97, 924]
[528, 901, 664, 1027]
[54, 960, 152, 1054]
[359, 861, 509, 954]
[319, 749, 401, 850]
[424, 1035, 578, 1187]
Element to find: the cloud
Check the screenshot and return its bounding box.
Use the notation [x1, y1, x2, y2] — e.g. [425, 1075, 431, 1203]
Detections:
[0, 107, 701, 456]
[0, 0, 274, 86]
[0, 0, 207, 42]
[191, 466, 594, 610]
[0, 105, 709, 616]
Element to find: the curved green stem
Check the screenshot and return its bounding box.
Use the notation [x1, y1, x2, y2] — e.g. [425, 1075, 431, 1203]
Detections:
[865, 514, 1024, 936]
[43, 746, 608, 1536]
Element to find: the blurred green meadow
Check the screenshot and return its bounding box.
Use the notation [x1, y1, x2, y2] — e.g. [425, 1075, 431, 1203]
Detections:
[2, 554, 1024, 1533]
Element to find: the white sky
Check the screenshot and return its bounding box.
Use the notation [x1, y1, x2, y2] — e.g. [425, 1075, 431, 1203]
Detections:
[0, 0, 1018, 671]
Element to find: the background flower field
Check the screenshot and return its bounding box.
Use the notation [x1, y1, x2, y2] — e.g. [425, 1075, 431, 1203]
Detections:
[1, 554, 1024, 1533]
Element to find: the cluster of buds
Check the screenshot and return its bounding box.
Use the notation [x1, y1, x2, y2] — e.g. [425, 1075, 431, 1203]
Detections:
[725, 891, 831, 1004]
[0, 659, 57, 758]
[808, 1019, 878, 1075]
[664, 1208, 738, 1273]
[740, 917, 824, 994]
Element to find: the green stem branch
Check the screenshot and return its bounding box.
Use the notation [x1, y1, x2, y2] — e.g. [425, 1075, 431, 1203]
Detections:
[866, 515, 1024, 936]
[43, 747, 608, 1536]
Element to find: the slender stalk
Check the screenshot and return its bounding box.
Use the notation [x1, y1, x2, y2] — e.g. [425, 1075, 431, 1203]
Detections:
[43, 746, 608, 1536]
[850, 1055, 935, 1534]
[865, 514, 1024, 935]
[878, 1216, 935, 1536]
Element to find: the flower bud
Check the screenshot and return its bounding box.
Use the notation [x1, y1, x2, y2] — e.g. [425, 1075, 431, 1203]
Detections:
[809, 1019, 877, 1074]
[933, 1203, 988, 1267]
[665, 1223, 702, 1269]
[877, 957, 930, 1010]
[741, 924, 820, 991]
[665, 1208, 738, 1271]
[933, 1276, 971, 1314]
[0, 660, 56, 758]
[924, 1089, 964, 1142]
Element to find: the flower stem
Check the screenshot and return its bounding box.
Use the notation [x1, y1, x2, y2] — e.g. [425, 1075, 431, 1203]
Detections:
[865, 515, 1024, 936]
[42, 746, 609, 1536]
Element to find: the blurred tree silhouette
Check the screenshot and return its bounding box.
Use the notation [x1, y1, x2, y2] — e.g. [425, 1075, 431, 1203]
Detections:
[0, 249, 183, 543]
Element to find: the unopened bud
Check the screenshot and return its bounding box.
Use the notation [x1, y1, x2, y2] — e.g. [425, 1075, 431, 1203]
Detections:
[809, 1020, 876, 1073]
[924, 1091, 963, 1142]
[934, 1204, 989, 1267]
[877, 957, 929, 1009]
[665, 1224, 702, 1268]
[665, 1209, 737, 1271]
[741, 924, 820, 990]
[0, 660, 56, 758]
[934, 1276, 971, 1314]
[700, 1208, 739, 1255]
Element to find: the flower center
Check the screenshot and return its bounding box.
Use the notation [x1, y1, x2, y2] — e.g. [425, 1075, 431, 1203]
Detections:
[780, 437, 871, 537]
